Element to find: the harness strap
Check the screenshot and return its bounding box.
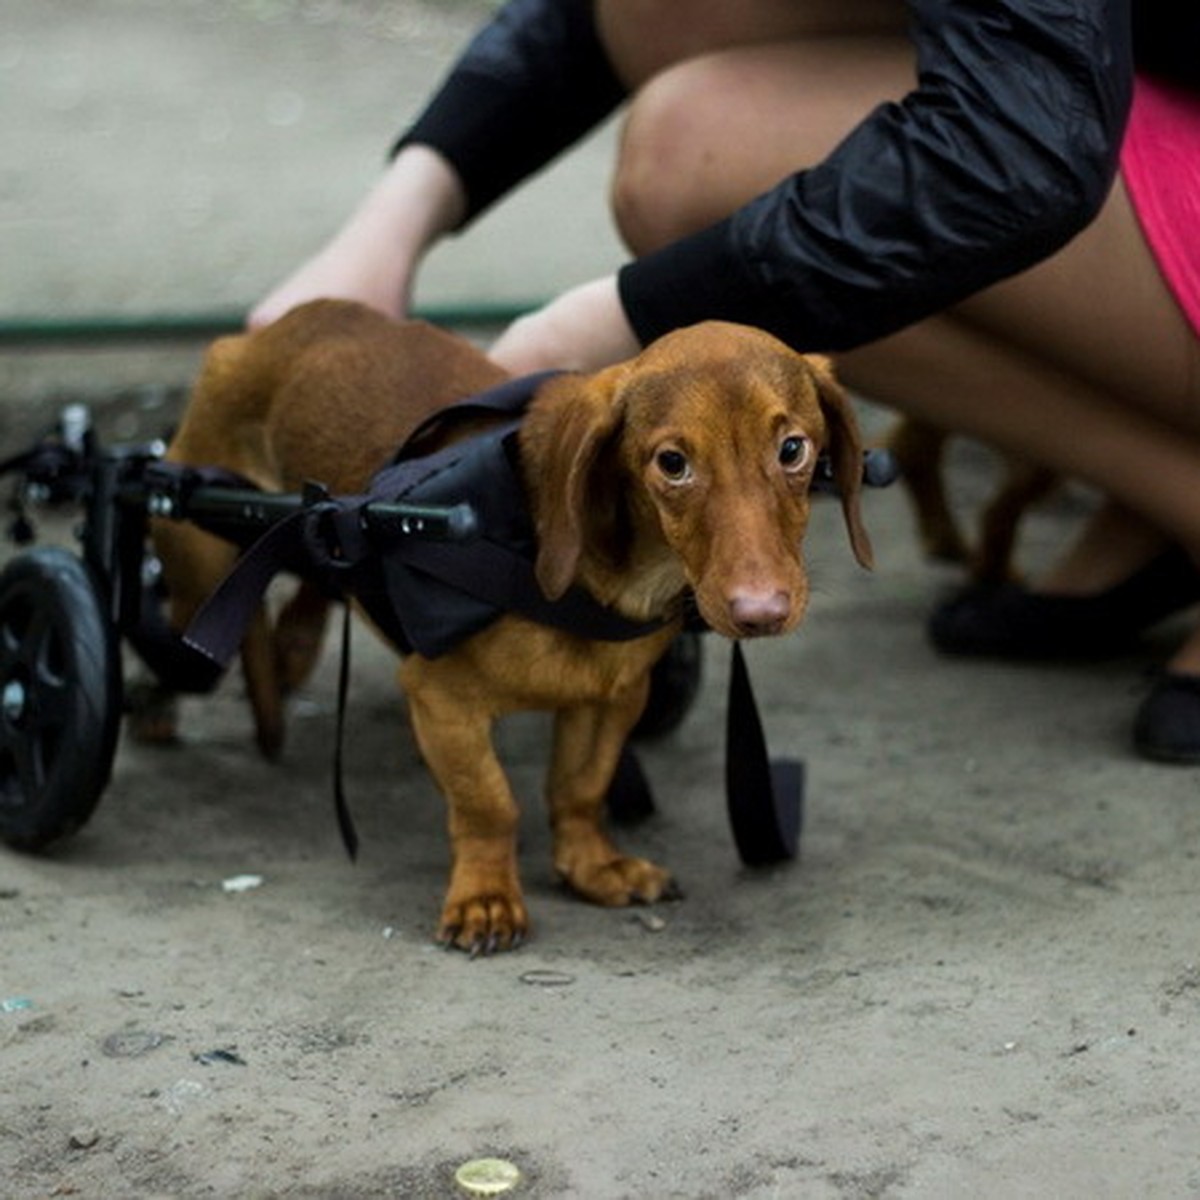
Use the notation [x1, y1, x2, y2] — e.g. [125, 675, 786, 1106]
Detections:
[726, 642, 803, 864]
[397, 537, 662, 644]
[394, 370, 563, 461]
[332, 604, 358, 860]
[181, 501, 332, 665]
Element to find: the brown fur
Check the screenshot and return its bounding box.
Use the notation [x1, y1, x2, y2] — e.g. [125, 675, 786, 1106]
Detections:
[151, 300, 872, 953]
[887, 416, 1057, 583]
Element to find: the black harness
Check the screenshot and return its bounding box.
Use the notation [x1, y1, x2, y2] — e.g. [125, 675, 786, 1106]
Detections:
[168, 374, 804, 866]
[182, 372, 660, 666]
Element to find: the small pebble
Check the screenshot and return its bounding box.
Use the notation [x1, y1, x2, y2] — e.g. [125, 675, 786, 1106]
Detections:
[221, 874, 264, 893]
[633, 912, 666, 932]
[101, 1030, 167, 1058]
[69, 1128, 99, 1150]
[192, 1047, 246, 1067]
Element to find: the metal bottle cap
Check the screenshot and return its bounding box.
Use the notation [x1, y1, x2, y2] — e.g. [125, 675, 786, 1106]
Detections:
[454, 1157, 522, 1195]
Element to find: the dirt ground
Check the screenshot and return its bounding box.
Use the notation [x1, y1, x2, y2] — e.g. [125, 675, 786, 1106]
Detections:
[4, 2, 1200, 1197]
[4, 408, 1200, 1198]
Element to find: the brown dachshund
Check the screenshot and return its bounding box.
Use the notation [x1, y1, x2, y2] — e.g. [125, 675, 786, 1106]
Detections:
[151, 300, 872, 953]
[887, 416, 1056, 583]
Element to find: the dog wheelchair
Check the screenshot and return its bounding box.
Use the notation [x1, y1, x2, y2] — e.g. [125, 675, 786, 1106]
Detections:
[0, 402, 896, 863]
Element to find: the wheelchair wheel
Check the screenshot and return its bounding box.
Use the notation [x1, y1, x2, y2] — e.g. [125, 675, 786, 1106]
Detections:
[0, 547, 122, 850]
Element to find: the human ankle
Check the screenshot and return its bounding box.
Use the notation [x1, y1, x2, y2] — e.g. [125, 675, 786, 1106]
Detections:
[1166, 630, 1200, 677]
[1036, 532, 1172, 596]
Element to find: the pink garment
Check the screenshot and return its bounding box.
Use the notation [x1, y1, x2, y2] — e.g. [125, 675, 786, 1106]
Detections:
[1121, 75, 1200, 337]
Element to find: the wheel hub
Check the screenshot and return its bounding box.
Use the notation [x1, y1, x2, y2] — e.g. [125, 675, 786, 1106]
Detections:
[2, 677, 26, 724]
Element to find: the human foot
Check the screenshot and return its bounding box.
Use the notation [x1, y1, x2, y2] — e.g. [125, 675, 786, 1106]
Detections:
[929, 546, 1200, 660]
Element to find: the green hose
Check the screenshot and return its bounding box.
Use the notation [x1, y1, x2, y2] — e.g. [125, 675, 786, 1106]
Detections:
[0, 302, 539, 347]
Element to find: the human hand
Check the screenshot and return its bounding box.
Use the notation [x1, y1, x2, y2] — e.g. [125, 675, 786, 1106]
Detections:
[246, 145, 466, 330]
[246, 236, 413, 330]
[488, 276, 641, 374]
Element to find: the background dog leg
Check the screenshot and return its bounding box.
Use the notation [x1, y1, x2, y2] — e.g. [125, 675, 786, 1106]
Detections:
[150, 518, 284, 756]
[240, 608, 287, 760]
[886, 417, 970, 564]
[971, 461, 1059, 582]
[401, 668, 528, 954]
[548, 693, 678, 908]
[273, 580, 332, 693]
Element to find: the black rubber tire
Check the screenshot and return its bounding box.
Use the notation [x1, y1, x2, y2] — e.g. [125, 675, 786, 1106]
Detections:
[0, 547, 122, 850]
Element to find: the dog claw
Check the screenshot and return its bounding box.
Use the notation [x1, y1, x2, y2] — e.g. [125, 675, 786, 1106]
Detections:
[437, 921, 526, 957]
[659, 878, 685, 902]
[469, 933, 502, 960]
[632, 879, 683, 904]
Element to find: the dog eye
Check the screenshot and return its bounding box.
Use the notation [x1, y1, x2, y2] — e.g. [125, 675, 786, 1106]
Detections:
[778, 435, 811, 472]
[655, 448, 691, 481]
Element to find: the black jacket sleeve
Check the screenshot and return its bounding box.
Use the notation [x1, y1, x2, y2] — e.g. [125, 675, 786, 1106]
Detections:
[619, 0, 1135, 352]
[393, 0, 626, 221]
[397, 0, 1135, 355]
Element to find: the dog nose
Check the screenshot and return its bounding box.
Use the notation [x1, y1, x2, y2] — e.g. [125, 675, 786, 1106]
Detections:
[729, 589, 791, 636]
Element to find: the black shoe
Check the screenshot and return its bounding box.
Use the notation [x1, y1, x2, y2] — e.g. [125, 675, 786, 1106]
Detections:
[1133, 672, 1200, 763]
[928, 547, 1200, 660]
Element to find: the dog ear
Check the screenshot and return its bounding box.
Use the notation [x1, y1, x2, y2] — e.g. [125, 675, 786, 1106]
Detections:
[808, 355, 874, 569]
[528, 369, 627, 600]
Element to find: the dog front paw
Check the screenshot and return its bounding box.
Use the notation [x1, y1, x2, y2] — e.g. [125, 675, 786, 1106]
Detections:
[437, 890, 530, 957]
[559, 853, 681, 908]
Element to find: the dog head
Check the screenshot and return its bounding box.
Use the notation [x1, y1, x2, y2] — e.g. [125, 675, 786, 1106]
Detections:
[521, 321, 873, 639]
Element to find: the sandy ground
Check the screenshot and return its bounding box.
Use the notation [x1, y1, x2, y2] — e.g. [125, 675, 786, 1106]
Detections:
[4, 421, 1200, 1199]
[4, 2, 1200, 1198]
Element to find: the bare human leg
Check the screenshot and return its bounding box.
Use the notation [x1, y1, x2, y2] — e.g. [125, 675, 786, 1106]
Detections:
[597, 9, 1200, 751]
[835, 178, 1200, 667]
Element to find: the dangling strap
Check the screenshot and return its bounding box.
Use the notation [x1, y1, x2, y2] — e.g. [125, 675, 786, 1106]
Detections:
[603, 640, 804, 867]
[181, 501, 331, 666]
[725, 642, 803, 865]
[332, 604, 359, 860]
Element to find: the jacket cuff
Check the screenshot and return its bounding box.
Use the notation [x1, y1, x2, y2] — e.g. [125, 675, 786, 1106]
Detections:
[392, 0, 625, 224]
[393, 72, 522, 223]
[617, 221, 782, 348]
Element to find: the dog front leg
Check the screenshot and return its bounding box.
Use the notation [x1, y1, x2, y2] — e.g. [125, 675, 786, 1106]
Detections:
[401, 668, 528, 955]
[548, 692, 678, 908]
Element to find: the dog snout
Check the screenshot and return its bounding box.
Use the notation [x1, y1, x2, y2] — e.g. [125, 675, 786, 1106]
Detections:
[728, 587, 792, 637]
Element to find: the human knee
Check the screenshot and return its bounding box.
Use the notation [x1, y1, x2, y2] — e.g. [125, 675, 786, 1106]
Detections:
[597, 0, 908, 88]
[611, 68, 725, 256]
